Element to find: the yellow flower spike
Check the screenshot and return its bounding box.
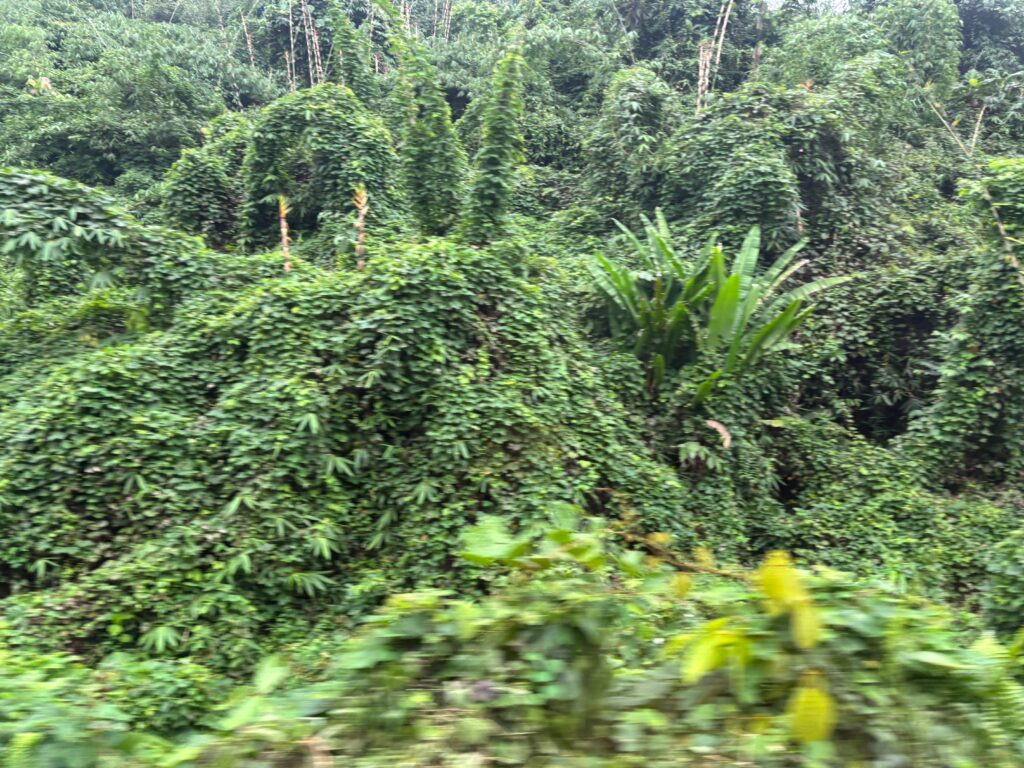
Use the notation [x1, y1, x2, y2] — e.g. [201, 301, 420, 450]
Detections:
[682, 619, 737, 683]
[647, 531, 673, 547]
[693, 547, 716, 569]
[757, 551, 808, 612]
[670, 572, 692, 599]
[787, 670, 837, 743]
[790, 599, 823, 649]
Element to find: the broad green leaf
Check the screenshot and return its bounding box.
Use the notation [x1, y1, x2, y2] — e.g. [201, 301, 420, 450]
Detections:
[706, 274, 741, 350]
[732, 225, 761, 291]
[692, 369, 723, 404]
[254, 655, 290, 694]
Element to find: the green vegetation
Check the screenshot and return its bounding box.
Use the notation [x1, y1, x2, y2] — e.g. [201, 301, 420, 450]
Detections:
[591, 216, 848, 396]
[1, 0, 1024, 764]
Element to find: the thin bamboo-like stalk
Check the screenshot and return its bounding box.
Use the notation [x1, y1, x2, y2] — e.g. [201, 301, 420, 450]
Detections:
[709, 0, 727, 61]
[279, 196, 292, 273]
[969, 104, 987, 156]
[752, 0, 766, 73]
[240, 10, 256, 70]
[301, 1, 316, 86]
[711, 0, 734, 91]
[287, 0, 298, 91]
[354, 185, 369, 271]
[300, 1, 325, 85]
[928, 99, 1022, 283]
[696, 40, 713, 113]
[284, 51, 295, 91]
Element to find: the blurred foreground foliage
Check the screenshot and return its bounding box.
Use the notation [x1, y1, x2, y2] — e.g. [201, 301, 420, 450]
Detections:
[5, 512, 1024, 768]
[6, 512, 1024, 768]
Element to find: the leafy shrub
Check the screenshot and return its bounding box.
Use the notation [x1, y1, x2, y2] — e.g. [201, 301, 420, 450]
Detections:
[797, 248, 963, 441]
[764, 417, 1021, 601]
[240, 84, 399, 249]
[875, 0, 962, 97]
[583, 67, 681, 218]
[92, 653, 226, 733]
[985, 522, 1024, 634]
[903, 160, 1024, 484]
[662, 68, 912, 258]
[759, 14, 891, 88]
[159, 113, 251, 250]
[0, 5, 276, 187]
[462, 49, 526, 244]
[0, 167, 295, 315]
[0, 226, 687, 667]
[662, 85, 810, 251]
[591, 214, 848, 397]
[971, 157, 1024, 241]
[317, 520, 1024, 767]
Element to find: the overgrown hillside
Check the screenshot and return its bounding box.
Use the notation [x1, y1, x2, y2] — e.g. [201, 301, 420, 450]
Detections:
[2, 0, 1024, 764]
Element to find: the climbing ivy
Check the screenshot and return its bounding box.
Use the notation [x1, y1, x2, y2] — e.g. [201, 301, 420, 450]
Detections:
[583, 67, 681, 220]
[3, 1, 1024, 759]
[461, 49, 526, 245]
[902, 160, 1024, 484]
[240, 84, 399, 250]
[875, 0, 963, 98]
[0, 167, 280, 316]
[159, 113, 250, 250]
[399, 49, 467, 236]
[0, 204, 688, 667]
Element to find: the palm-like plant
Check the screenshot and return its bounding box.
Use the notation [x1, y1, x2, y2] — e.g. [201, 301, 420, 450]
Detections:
[591, 212, 850, 401]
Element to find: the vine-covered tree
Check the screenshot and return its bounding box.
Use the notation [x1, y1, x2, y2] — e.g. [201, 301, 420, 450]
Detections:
[400, 49, 467, 235]
[326, 0, 377, 103]
[583, 67, 681, 219]
[461, 48, 525, 244]
[239, 83, 398, 248]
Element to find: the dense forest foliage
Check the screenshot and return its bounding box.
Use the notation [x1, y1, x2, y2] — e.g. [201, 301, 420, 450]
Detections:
[2, 0, 1024, 764]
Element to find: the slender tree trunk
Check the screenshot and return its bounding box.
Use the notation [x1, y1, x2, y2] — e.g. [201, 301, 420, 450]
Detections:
[752, 0, 766, 73]
[287, 0, 298, 92]
[711, 0, 734, 90]
[240, 10, 256, 70]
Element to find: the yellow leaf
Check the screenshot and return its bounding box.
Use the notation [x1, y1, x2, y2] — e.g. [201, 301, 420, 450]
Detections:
[787, 674, 837, 743]
[748, 714, 772, 734]
[757, 551, 807, 609]
[670, 572, 692, 598]
[683, 636, 720, 683]
[647, 531, 672, 547]
[682, 620, 738, 683]
[665, 634, 690, 656]
[791, 599, 823, 649]
[693, 547, 715, 569]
